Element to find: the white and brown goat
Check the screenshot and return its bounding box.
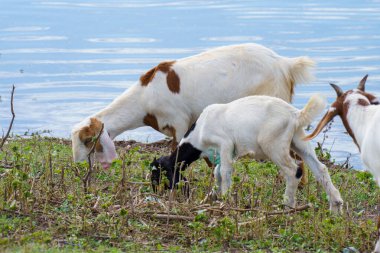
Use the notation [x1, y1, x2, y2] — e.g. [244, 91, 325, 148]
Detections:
[71, 43, 315, 169]
[304, 75, 380, 252]
[151, 94, 343, 212]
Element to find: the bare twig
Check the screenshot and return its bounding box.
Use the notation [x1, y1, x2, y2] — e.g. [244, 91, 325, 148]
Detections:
[126, 181, 150, 185]
[121, 153, 126, 188]
[48, 149, 53, 188]
[0, 163, 13, 169]
[152, 213, 194, 221]
[0, 85, 15, 150]
[83, 123, 104, 193]
[238, 203, 312, 227]
[224, 203, 312, 214]
[167, 147, 181, 224]
[93, 196, 101, 210]
[238, 216, 266, 227]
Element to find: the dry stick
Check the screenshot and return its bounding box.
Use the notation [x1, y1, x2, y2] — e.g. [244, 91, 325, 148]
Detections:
[167, 147, 180, 224]
[83, 123, 104, 193]
[121, 153, 126, 188]
[200, 203, 312, 215]
[152, 213, 194, 221]
[238, 203, 312, 227]
[126, 181, 150, 185]
[120, 153, 127, 206]
[60, 165, 65, 187]
[48, 149, 53, 188]
[0, 85, 15, 151]
[129, 184, 135, 217]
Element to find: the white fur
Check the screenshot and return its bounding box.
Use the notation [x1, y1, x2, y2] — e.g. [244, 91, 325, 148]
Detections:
[342, 91, 380, 252]
[375, 237, 380, 253]
[72, 43, 315, 165]
[344, 93, 380, 184]
[179, 94, 343, 212]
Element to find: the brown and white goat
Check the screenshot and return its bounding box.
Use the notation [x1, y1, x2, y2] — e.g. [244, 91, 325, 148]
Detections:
[150, 94, 343, 212]
[304, 75, 380, 252]
[71, 43, 315, 169]
[305, 75, 380, 183]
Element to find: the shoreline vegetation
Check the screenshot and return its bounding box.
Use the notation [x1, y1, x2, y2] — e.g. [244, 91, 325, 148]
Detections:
[0, 135, 379, 252]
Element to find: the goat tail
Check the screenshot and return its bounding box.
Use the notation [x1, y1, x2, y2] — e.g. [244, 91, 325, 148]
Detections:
[288, 56, 316, 85]
[298, 94, 326, 127]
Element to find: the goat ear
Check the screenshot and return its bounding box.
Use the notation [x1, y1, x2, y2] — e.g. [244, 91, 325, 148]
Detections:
[357, 74, 368, 91]
[153, 157, 157, 162]
[330, 83, 343, 97]
[304, 107, 337, 141]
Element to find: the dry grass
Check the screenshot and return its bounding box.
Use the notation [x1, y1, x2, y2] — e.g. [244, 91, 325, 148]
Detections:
[0, 135, 379, 252]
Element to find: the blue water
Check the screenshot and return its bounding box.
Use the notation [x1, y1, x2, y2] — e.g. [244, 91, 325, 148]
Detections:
[1, 0, 380, 169]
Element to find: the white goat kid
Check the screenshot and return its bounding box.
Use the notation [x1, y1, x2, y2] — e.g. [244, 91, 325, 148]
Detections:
[151, 94, 343, 212]
[304, 75, 380, 251]
[71, 43, 315, 168]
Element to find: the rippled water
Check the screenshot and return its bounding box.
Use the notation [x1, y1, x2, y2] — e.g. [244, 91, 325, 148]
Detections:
[1, 0, 380, 169]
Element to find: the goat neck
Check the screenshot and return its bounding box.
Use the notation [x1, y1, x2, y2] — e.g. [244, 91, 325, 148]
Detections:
[94, 84, 145, 139]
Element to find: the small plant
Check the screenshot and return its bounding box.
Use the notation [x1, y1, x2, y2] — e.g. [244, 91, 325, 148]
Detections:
[0, 137, 378, 252]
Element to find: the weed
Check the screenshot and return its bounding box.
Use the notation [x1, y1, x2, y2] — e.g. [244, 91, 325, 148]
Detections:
[0, 137, 378, 252]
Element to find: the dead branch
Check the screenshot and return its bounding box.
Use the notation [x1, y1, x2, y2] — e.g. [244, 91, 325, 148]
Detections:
[238, 203, 312, 227]
[152, 213, 194, 221]
[195, 203, 312, 215]
[83, 123, 104, 193]
[238, 216, 266, 227]
[0, 85, 15, 150]
[264, 203, 312, 215]
[0, 163, 13, 169]
[121, 153, 126, 188]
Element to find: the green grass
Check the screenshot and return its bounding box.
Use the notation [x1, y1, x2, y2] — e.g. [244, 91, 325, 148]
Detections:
[0, 135, 379, 252]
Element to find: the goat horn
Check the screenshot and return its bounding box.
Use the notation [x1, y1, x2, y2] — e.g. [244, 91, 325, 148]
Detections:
[357, 74, 369, 91]
[330, 83, 343, 97]
[304, 108, 337, 141]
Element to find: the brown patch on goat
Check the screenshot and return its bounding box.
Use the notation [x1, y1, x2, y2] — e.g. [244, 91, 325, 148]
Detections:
[140, 68, 156, 86]
[157, 61, 175, 73]
[78, 118, 104, 152]
[143, 113, 159, 131]
[333, 93, 359, 148]
[140, 61, 176, 86]
[163, 125, 177, 150]
[167, 69, 180, 93]
[341, 93, 373, 149]
[357, 98, 370, 106]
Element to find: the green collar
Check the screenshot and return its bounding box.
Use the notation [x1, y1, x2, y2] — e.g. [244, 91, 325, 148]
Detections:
[206, 148, 220, 165]
[206, 147, 236, 165]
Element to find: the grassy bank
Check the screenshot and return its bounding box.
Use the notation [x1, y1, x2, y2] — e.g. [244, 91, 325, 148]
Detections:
[0, 135, 379, 252]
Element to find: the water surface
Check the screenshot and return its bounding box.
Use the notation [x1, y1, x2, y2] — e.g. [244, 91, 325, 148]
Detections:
[1, 0, 380, 169]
